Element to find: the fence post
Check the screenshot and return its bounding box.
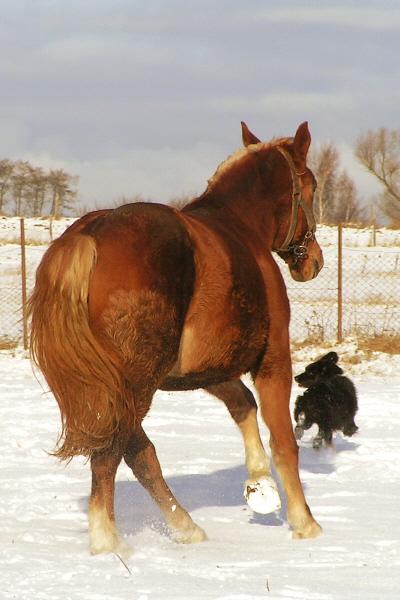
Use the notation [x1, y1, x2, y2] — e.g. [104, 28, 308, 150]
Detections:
[370, 205, 377, 247]
[20, 218, 28, 351]
[371, 222, 377, 247]
[337, 223, 343, 343]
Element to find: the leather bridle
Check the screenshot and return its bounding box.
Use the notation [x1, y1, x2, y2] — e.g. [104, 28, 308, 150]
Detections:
[275, 146, 316, 263]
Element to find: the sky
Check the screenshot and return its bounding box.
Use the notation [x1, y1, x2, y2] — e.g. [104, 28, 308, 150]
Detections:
[1, 0, 399, 212]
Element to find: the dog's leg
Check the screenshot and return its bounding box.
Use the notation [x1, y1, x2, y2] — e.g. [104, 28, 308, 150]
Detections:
[343, 422, 358, 437]
[294, 411, 306, 440]
[312, 430, 324, 449]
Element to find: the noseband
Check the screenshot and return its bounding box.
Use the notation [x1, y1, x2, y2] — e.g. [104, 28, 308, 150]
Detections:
[275, 146, 316, 263]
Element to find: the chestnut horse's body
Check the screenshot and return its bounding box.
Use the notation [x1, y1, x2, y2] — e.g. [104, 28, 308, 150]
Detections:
[29, 122, 324, 554]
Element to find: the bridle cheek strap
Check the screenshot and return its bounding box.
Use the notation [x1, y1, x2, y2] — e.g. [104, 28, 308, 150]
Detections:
[275, 146, 316, 260]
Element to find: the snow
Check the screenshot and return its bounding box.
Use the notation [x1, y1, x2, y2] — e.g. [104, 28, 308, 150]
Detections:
[1, 349, 400, 599]
[1, 216, 400, 247]
[1, 217, 400, 598]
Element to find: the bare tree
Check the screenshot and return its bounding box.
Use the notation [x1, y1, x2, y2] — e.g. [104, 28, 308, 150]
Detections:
[0, 159, 14, 214]
[47, 169, 78, 218]
[0, 158, 79, 217]
[355, 128, 400, 225]
[11, 161, 32, 216]
[26, 166, 48, 216]
[310, 143, 365, 225]
[309, 143, 339, 223]
[332, 170, 365, 224]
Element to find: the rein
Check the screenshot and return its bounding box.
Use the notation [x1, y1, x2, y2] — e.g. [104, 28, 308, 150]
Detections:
[275, 146, 316, 263]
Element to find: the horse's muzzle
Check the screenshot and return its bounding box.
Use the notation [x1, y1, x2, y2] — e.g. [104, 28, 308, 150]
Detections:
[290, 257, 322, 282]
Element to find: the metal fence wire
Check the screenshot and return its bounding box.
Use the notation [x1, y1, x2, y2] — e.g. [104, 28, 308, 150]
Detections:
[1, 219, 400, 348]
[284, 225, 400, 343]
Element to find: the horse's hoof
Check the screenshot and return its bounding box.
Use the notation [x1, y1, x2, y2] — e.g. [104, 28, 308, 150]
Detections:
[171, 523, 208, 544]
[292, 520, 322, 539]
[91, 537, 133, 557]
[244, 476, 281, 514]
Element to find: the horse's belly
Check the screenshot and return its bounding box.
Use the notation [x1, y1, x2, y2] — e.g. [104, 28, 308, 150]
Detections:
[162, 315, 267, 391]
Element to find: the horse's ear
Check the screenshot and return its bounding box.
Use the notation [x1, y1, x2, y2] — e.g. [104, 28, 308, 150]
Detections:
[293, 121, 311, 161]
[241, 121, 261, 146]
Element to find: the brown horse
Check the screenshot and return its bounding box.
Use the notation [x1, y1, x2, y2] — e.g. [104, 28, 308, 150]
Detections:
[29, 122, 323, 555]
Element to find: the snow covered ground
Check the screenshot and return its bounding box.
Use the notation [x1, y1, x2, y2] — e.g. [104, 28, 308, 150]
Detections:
[1, 217, 399, 598]
[1, 348, 399, 600]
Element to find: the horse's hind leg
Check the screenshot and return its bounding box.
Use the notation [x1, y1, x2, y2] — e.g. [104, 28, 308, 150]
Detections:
[89, 446, 130, 556]
[206, 380, 280, 513]
[124, 426, 207, 544]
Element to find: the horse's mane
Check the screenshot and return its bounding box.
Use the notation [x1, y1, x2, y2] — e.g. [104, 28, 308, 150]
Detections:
[206, 137, 292, 192]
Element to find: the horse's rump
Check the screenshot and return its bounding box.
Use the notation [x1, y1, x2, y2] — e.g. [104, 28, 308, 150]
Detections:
[29, 204, 197, 458]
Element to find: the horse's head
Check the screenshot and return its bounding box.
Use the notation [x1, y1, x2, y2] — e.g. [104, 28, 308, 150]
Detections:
[241, 121, 323, 282]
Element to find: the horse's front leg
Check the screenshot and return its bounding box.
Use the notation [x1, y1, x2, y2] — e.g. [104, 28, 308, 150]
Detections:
[124, 426, 207, 544]
[255, 351, 322, 539]
[89, 447, 130, 555]
[206, 380, 279, 514]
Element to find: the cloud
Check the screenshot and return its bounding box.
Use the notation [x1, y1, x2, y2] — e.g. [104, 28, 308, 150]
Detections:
[247, 6, 400, 30]
[23, 142, 227, 207]
[209, 92, 355, 114]
[0, 0, 399, 213]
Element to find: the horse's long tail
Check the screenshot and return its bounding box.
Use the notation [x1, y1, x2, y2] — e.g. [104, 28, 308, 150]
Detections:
[28, 232, 129, 460]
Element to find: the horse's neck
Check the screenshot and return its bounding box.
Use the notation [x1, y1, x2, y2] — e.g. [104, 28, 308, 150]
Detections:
[182, 188, 276, 249]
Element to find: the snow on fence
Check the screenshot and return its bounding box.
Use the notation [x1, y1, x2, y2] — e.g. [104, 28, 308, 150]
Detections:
[0, 218, 400, 348]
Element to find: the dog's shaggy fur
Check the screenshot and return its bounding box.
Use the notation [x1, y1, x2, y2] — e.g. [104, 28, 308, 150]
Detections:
[293, 352, 358, 449]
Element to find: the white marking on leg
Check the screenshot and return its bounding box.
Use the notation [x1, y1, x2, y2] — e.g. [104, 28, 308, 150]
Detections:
[238, 410, 282, 514]
[89, 503, 131, 556]
[238, 410, 270, 480]
[313, 432, 324, 449]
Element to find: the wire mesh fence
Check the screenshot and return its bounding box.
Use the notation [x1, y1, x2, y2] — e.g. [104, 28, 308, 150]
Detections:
[1, 219, 400, 349]
[284, 225, 400, 343]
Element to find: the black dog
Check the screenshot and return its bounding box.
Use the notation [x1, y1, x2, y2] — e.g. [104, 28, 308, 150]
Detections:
[293, 352, 358, 449]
